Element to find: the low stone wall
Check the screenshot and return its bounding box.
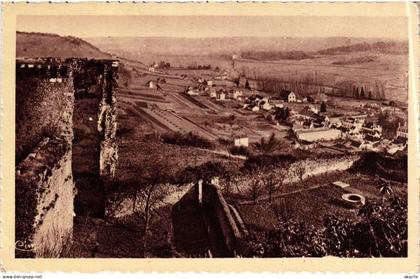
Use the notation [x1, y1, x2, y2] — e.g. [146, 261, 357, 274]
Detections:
[15, 137, 75, 258]
[72, 60, 119, 216]
[234, 154, 361, 194]
[288, 154, 360, 181]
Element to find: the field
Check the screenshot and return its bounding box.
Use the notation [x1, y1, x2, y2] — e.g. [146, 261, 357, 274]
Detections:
[119, 49, 408, 104]
[117, 61, 289, 148]
[235, 52, 407, 104]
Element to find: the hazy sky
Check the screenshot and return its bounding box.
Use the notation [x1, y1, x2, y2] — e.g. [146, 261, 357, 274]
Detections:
[17, 15, 408, 39]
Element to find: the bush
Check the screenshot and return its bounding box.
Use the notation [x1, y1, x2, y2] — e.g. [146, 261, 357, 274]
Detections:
[230, 145, 249, 156]
[162, 132, 214, 149]
[217, 137, 233, 145]
[242, 154, 296, 171]
[174, 161, 226, 184]
[241, 197, 407, 257]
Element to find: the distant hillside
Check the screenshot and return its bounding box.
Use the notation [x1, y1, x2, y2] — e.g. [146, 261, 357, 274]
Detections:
[16, 31, 112, 59]
[85, 36, 407, 57]
[318, 41, 408, 55]
[239, 41, 407, 61]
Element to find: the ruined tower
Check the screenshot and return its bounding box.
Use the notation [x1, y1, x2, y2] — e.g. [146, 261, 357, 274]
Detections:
[15, 58, 119, 258]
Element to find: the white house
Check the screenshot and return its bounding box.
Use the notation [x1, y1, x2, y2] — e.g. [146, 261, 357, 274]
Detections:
[341, 117, 365, 134]
[396, 122, 408, 139]
[251, 106, 260, 112]
[387, 143, 406, 155]
[187, 88, 199, 96]
[294, 127, 342, 142]
[217, 92, 226, 100]
[233, 89, 243, 99]
[147, 80, 155, 89]
[309, 106, 319, 114]
[234, 137, 249, 147]
[210, 90, 217, 98]
[279, 90, 297, 103]
[261, 101, 272, 111]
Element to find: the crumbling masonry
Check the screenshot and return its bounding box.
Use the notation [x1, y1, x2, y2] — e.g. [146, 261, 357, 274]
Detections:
[15, 58, 118, 257]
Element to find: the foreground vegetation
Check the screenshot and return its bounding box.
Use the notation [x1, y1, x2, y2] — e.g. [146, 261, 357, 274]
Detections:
[242, 197, 407, 257]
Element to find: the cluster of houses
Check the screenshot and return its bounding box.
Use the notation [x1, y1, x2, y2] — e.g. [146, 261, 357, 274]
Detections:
[288, 106, 407, 154]
[214, 69, 230, 81]
[178, 69, 407, 156]
[186, 84, 245, 101]
[290, 107, 341, 142]
[242, 95, 274, 112]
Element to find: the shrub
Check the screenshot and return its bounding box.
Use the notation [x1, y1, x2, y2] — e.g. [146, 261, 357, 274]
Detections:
[162, 132, 214, 149]
[241, 197, 407, 257]
[241, 154, 296, 171]
[174, 161, 226, 184]
[230, 145, 249, 156]
[217, 137, 233, 145]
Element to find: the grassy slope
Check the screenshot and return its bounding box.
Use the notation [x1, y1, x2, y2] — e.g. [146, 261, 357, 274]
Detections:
[16, 31, 112, 59]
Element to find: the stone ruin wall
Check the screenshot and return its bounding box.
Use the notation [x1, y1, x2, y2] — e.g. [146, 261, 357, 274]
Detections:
[15, 60, 75, 257]
[15, 58, 118, 257]
[16, 61, 74, 163]
[71, 59, 118, 217]
[172, 182, 247, 257]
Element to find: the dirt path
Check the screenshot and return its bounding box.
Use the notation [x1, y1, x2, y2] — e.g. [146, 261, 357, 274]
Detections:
[195, 147, 247, 160]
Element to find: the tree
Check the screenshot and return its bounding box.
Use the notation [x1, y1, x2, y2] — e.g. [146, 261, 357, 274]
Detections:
[134, 155, 175, 257]
[247, 169, 262, 204]
[377, 177, 393, 198]
[293, 164, 306, 182]
[285, 107, 290, 118]
[353, 85, 358, 98]
[105, 155, 177, 257]
[255, 133, 281, 154]
[320, 102, 327, 113]
[360, 86, 365, 98]
[175, 161, 226, 185]
[260, 166, 288, 202]
[219, 169, 241, 199]
[245, 80, 250, 89]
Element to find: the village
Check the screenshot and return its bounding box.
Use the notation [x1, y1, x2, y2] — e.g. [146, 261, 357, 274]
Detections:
[131, 60, 408, 158]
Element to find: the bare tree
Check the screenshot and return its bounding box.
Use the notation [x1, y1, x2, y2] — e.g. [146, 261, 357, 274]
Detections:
[260, 166, 288, 202]
[248, 170, 262, 204]
[293, 164, 306, 182]
[131, 154, 175, 257]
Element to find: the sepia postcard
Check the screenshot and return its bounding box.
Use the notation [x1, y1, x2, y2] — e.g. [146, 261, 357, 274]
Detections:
[0, 1, 419, 273]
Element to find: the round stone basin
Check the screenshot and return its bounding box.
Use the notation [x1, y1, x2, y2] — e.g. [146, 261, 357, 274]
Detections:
[341, 193, 366, 208]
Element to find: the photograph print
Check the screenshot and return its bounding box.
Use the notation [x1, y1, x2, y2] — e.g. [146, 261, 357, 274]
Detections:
[15, 10, 409, 259]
